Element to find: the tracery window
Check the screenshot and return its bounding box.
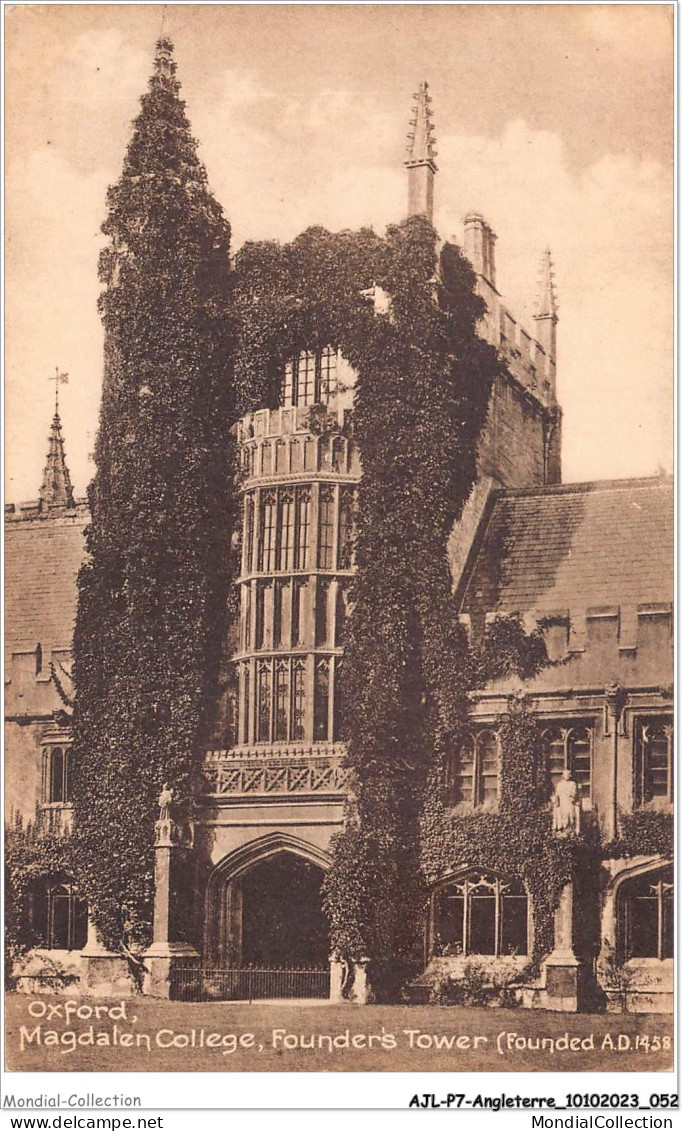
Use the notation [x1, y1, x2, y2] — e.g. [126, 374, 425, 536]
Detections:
[258, 492, 277, 571]
[245, 657, 309, 744]
[634, 719, 673, 806]
[542, 724, 593, 798]
[314, 660, 330, 741]
[618, 867, 673, 961]
[446, 729, 499, 807]
[295, 489, 310, 570]
[433, 871, 528, 957]
[318, 488, 335, 569]
[278, 491, 295, 570]
[31, 877, 88, 951]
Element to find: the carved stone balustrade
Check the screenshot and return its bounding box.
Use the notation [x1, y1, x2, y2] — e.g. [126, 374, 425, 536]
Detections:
[202, 743, 352, 798]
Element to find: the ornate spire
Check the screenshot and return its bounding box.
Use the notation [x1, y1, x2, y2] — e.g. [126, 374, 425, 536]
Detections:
[534, 249, 558, 361]
[404, 82, 437, 223]
[405, 81, 437, 168]
[39, 377, 74, 509]
[535, 248, 558, 319]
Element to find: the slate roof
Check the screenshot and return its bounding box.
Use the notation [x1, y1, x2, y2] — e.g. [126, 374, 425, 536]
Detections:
[5, 509, 88, 653]
[458, 477, 673, 617]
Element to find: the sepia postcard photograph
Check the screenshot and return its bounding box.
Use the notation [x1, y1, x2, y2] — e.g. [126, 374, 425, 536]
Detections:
[3, 1, 675, 1093]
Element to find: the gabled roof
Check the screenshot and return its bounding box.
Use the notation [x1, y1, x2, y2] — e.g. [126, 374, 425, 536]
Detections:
[457, 477, 673, 617]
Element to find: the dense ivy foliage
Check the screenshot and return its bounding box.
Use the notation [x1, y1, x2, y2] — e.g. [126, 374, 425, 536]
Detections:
[71, 40, 237, 952]
[5, 818, 71, 978]
[421, 701, 578, 963]
[604, 809, 674, 860]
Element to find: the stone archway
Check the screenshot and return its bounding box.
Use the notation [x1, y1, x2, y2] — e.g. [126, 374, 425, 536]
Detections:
[205, 833, 331, 967]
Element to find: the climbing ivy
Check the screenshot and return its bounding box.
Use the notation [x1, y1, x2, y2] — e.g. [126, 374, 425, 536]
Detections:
[70, 40, 238, 953]
[5, 817, 72, 980]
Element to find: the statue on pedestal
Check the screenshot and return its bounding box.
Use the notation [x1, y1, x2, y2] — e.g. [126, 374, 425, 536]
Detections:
[552, 769, 580, 833]
[158, 782, 174, 821]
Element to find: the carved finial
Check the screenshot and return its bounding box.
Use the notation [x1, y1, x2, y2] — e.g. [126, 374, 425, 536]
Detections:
[39, 376, 75, 510]
[405, 81, 437, 168]
[535, 248, 558, 319]
[154, 35, 175, 81]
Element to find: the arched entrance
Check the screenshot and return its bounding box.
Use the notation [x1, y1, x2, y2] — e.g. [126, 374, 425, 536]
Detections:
[239, 852, 329, 966]
[205, 834, 332, 974]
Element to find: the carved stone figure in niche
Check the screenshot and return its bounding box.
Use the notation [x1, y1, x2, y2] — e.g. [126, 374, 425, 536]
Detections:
[553, 768, 580, 832]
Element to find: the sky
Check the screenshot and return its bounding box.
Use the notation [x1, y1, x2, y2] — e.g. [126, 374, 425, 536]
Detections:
[4, 3, 674, 502]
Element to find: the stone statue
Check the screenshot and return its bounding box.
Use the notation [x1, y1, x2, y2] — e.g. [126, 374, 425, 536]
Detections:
[158, 782, 174, 822]
[552, 769, 580, 832]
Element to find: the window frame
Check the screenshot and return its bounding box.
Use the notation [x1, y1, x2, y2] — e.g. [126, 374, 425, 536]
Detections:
[446, 728, 500, 808]
[432, 870, 529, 959]
[541, 721, 594, 803]
[633, 717, 673, 807]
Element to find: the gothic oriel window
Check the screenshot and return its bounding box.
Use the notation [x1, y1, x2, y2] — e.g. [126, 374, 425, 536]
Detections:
[618, 867, 673, 961]
[318, 488, 335, 569]
[433, 871, 528, 958]
[44, 746, 73, 804]
[446, 729, 500, 807]
[254, 583, 266, 650]
[242, 665, 250, 745]
[634, 719, 673, 806]
[291, 579, 305, 646]
[243, 584, 252, 650]
[542, 723, 593, 798]
[319, 346, 338, 403]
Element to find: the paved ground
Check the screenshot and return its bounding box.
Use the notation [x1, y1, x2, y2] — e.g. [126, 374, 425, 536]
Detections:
[4, 995, 673, 1073]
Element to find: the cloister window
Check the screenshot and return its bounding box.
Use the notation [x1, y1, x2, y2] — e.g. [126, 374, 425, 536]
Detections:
[318, 488, 335, 569]
[44, 746, 73, 804]
[446, 729, 499, 806]
[542, 724, 592, 798]
[618, 867, 673, 961]
[634, 719, 673, 806]
[433, 871, 528, 957]
[31, 877, 87, 951]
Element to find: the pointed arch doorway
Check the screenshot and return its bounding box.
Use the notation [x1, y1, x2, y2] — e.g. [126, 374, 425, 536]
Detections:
[206, 834, 331, 970]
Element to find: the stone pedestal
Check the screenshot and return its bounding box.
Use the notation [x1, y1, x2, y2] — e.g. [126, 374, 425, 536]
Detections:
[141, 816, 199, 999]
[543, 882, 583, 1012]
[329, 956, 373, 1003]
[80, 920, 137, 998]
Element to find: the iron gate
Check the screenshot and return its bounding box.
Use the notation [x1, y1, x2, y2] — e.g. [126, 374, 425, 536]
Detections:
[170, 966, 330, 1001]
